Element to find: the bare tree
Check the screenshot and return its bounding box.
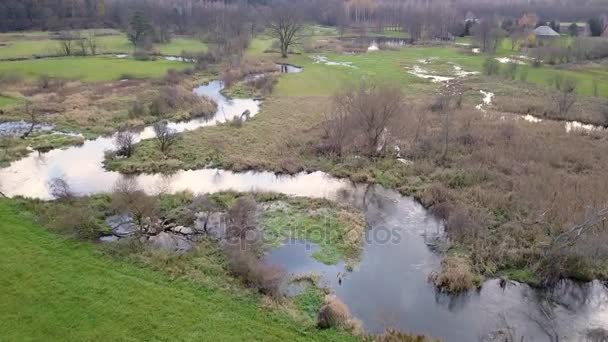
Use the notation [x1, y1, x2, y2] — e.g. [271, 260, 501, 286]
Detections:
[226, 196, 258, 243]
[111, 177, 159, 233]
[472, 17, 502, 53]
[115, 130, 135, 157]
[325, 82, 403, 158]
[75, 31, 88, 56]
[49, 177, 74, 200]
[268, 3, 305, 58]
[57, 31, 77, 56]
[189, 194, 217, 234]
[85, 30, 99, 55]
[542, 206, 608, 283]
[552, 75, 577, 116]
[153, 121, 178, 154]
[22, 101, 37, 138]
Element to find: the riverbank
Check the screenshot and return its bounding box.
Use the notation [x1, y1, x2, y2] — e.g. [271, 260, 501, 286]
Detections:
[0, 198, 360, 341]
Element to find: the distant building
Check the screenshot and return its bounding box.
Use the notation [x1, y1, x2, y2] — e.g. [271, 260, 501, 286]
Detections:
[533, 25, 560, 39]
[518, 13, 539, 29]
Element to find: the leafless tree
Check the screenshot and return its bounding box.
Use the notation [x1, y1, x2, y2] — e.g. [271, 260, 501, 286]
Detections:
[552, 75, 577, 116]
[472, 17, 503, 53]
[268, 2, 305, 58]
[22, 101, 37, 138]
[111, 177, 159, 233]
[57, 31, 77, 56]
[542, 206, 608, 284]
[85, 31, 99, 55]
[189, 194, 217, 234]
[225, 196, 262, 253]
[115, 130, 135, 157]
[153, 121, 178, 154]
[49, 177, 74, 200]
[75, 31, 88, 56]
[325, 82, 403, 158]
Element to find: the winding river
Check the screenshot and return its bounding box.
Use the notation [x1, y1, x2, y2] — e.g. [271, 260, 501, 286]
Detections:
[0, 66, 606, 341]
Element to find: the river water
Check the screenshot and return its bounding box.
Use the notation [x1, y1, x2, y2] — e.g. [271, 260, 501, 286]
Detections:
[0, 68, 606, 341]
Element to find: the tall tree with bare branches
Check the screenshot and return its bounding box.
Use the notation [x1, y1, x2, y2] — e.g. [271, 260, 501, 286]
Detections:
[267, 2, 304, 58]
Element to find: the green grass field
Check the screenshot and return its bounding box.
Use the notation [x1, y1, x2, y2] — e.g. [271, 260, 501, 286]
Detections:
[0, 30, 207, 59]
[0, 57, 190, 81]
[0, 200, 354, 341]
[274, 47, 484, 96]
[0, 95, 18, 107]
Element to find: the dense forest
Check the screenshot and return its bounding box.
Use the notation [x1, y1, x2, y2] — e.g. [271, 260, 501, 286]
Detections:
[3, 0, 608, 32]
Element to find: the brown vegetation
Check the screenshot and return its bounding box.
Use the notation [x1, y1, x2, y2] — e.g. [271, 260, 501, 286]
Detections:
[428, 256, 482, 293]
[111, 177, 159, 233]
[322, 82, 404, 157]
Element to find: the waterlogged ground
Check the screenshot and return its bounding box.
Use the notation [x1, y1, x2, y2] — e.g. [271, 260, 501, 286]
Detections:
[1, 72, 607, 341]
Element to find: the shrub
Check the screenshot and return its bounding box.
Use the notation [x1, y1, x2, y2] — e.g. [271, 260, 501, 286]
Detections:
[316, 295, 352, 329]
[224, 246, 285, 298]
[49, 177, 74, 200]
[503, 62, 518, 80]
[482, 57, 500, 76]
[0, 72, 23, 85]
[428, 255, 481, 293]
[163, 69, 184, 85]
[375, 329, 436, 342]
[49, 202, 104, 240]
[115, 130, 135, 157]
[129, 100, 148, 118]
[133, 50, 154, 61]
[226, 196, 258, 242]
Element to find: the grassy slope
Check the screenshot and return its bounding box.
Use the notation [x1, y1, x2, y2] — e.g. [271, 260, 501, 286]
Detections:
[0, 57, 190, 81]
[0, 200, 354, 341]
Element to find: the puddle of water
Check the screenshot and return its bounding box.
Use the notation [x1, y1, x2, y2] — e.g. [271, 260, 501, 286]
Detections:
[476, 90, 494, 112]
[523, 114, 542, 123]
[406, 62, 478, 84]
[276, 63, 303, 73]
[311, 55, 356, 68]
[519, 114, 605, 134]
[0, 120, 54, 137]
[452, 65, 479, 77]
[407, 65, 454, 83]
[496, 57, 526, 65]
[565, 121, 606, 133]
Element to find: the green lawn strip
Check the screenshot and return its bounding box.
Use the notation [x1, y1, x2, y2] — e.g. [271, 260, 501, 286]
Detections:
[0, 57, 189, 81]
[0, 95, 18, 108]
[0, 32, 206, 59]
[0, 199, 355, 341]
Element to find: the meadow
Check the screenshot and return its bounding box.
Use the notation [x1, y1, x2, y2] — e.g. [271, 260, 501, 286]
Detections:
[0, 56, 190, 81]
[0, 29, 207, 59]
